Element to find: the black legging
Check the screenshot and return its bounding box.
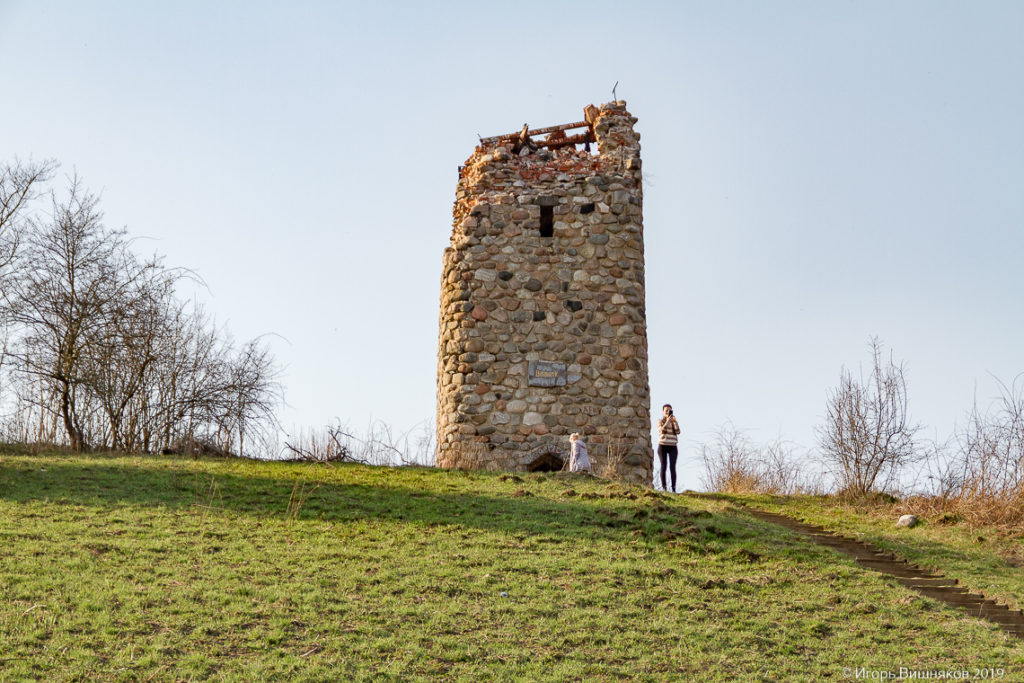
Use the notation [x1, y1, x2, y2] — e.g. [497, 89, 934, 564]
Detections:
[658, 444, 678, 492]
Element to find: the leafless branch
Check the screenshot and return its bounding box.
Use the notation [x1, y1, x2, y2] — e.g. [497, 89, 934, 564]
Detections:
[1, 166, 283, 455]
[816, 337, 921, 498]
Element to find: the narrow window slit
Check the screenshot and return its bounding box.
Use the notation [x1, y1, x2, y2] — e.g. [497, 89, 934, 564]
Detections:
[539, 206, 554, 237]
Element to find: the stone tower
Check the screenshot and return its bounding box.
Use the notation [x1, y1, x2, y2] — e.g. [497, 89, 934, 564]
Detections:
[436, 101, 651, 485]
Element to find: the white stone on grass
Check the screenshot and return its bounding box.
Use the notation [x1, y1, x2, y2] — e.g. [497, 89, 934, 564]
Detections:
[897, 514, 918, 528]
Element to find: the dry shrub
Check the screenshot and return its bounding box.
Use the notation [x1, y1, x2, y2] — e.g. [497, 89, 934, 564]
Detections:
[595, 436, 629, 481]
[283, 424, 353, 463]
[888, 377, 1024, 528]
[701, 424, 820, 495]
[700, 426, 762, 494]
[898, 491, 1024, 529]
[164, 437, 234, 459]
[949, 376, 1024, 525]
[283, 419, 434, 467]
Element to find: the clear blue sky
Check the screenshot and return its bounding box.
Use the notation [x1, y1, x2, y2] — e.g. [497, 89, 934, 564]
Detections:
[2, 1, 1022, 490]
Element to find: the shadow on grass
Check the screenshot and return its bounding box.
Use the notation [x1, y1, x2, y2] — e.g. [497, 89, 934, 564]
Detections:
[0, 456, 738, 546]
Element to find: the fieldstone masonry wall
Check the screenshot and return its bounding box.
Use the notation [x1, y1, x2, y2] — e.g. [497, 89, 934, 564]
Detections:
[436, 101, 652, 485]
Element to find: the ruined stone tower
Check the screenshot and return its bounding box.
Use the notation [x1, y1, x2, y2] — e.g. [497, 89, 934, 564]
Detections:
[436, 101, 652, 485]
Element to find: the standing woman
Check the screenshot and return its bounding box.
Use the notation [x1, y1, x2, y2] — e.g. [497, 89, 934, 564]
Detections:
[657, 404, 681, 492]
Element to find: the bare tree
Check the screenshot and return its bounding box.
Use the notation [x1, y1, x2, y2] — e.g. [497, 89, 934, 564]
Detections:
[816, 337, 920, 497]
[0, 159, 56, 392]
[79, 266, 181, 450]
[1, 165, 284, 457]
[211, 336, 283, 457]
[0, 158, 56, 274]
[5, 176, 166, 450]
[134, 302, 223, 453]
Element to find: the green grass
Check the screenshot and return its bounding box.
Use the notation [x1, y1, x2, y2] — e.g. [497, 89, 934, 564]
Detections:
[1, 453, 1022, 681]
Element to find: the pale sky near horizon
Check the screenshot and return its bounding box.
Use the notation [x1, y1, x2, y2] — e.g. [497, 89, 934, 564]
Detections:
[2, 1, 1022, 491]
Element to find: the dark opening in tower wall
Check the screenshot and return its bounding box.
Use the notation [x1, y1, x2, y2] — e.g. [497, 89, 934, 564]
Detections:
[526, 452, 563, 472]
[539, 206, 554, 237]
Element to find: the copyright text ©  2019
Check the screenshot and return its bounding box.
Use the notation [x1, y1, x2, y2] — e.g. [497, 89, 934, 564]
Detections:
[842, 667, 1006, 680]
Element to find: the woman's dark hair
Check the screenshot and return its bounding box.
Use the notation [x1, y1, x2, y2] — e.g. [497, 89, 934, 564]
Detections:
[662, 404, 672, 410]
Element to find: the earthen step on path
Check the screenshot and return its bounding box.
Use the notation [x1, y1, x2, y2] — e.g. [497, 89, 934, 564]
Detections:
[895, 577, 959, 588]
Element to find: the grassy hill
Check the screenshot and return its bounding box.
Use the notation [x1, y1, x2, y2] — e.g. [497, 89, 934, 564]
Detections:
[1, 451, 1022, 681]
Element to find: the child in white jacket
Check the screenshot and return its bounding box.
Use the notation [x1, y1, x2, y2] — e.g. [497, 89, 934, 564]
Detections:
[568, 433, 592, 474]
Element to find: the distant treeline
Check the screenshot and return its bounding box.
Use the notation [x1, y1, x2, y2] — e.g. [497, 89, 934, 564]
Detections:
[0, 159, 282, 455]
